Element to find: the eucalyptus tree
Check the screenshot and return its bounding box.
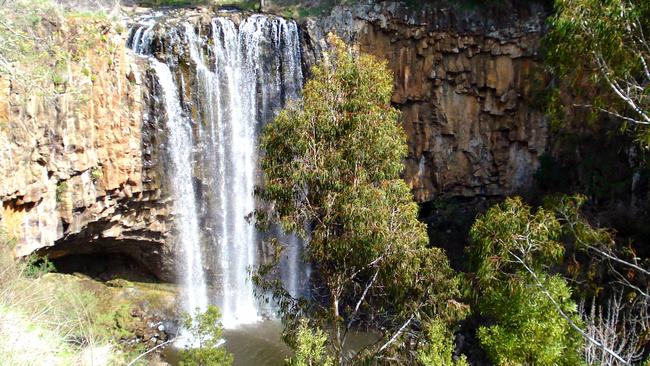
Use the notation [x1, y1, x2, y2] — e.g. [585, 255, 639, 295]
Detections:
[469, 197, 585, 366]
[546, 0, 650, 144]
[256, 35, 465, 364]
[469, 196, 649, 365]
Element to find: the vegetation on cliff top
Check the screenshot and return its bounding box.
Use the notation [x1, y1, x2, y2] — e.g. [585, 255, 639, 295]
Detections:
[0, 0, 121, 99]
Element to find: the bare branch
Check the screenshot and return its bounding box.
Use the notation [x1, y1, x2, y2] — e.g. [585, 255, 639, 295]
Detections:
[375, 314, 414, 356]
[580, 290, 646, 365]
[593, 55, 650, 125]
[585, 244, 650, 277]
[127, 337, 176, 366]
[342, 266, 380, 346]
[573, 103, 650, 125]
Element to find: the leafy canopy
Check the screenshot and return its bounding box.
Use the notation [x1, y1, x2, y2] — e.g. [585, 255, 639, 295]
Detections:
[545, 0, 650, 143]
[469, 197, 584, 366]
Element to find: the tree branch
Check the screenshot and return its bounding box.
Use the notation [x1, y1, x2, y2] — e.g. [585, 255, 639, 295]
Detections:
[509, 251, 631, 365]
[127, 337, 177, 366]
[375, 314, 414, 356]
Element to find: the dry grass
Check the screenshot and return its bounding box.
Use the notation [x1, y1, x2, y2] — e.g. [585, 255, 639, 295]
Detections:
[0, 0, 120, 101]
[0, 238, 128, 365]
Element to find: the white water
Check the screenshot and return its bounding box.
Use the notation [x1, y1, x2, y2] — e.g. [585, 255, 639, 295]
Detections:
[128, 13, 306, 328]
[150, 58, 209, 315]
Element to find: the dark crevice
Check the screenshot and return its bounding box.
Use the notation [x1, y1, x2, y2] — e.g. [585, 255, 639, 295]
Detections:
[51, 252, 160, 283]
[36, 237, 174, 283]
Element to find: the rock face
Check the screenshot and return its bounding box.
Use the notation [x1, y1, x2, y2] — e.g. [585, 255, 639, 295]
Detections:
[300, 0, 550, 202]
[0, 23, 174, 279]
[0, 1, 552, 278]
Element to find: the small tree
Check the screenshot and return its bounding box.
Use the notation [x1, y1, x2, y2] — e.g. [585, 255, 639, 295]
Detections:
[256, 34, 465, 364]
[470, 196, 649, 365]
[469, 197, 584, 366]
[285, 319, 334, 366]
[179, 306, 232, 366]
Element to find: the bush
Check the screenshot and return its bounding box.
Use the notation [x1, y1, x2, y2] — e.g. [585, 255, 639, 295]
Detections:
[179, 305, 233, 366]
[417, 319, 468, 366]
[476, 275, 584, 366]
[285, 319, 333, 366]
[22, 255, 56, 279]
[468, 197, 584, 365]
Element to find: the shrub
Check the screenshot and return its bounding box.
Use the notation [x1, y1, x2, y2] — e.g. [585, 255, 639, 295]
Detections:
[179, 305, 233, 366]
[417, 319, 468, 366]
[22, 255, 56, 279]
[285, 319, 333, 366]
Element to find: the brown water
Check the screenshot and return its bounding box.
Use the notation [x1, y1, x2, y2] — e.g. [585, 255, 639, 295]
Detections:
[222, 321, 291, 366]
[163, 320, 378, 366]
[163, 320, 290, 366]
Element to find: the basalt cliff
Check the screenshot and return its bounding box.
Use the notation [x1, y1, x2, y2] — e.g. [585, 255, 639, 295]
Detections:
[0, 0, 552, 278]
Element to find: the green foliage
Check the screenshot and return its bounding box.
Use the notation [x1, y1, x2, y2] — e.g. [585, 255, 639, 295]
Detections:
[257, 35, 464, 362]
[56, 181, 67, 202]
[542, 194, 623, 295]
[93, 303, 136, 341]
[0, 0, 119, 100]
[546, 0, 649, 82]
[279, 1, 337, 18]
[543, 87, 565, 130]
[285, 319, 334, 366]
[0, 230, 17, 250]
[469, 197, 564, 290]
[477, 275, 583, 366]
[136, 0, 259, 11]
[469, 197, 584, 365]
[0, 0, 59, 85]
[545, 0, 650, 143]
[0, 232, 156, 364]
[91, 166, 103, 183]
[416, 319, 468, 366]
[545, 194, 614, 251]
[22, 255, 56, 279]
[179, 305, 233, 366]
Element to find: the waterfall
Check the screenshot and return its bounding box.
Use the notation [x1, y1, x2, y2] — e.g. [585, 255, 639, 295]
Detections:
[150, 59, 209, 315]
[128, 12, 307, 328]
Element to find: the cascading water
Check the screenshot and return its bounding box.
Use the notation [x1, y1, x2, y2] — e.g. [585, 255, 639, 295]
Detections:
[150, 58, 209, 315]
[128, 11, 308, 328]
